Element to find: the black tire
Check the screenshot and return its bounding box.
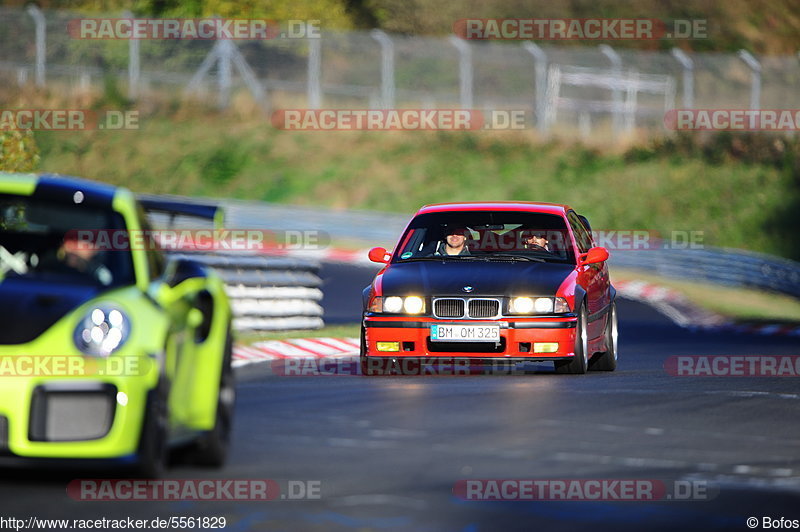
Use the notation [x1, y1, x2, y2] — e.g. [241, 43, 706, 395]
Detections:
[135, 384, 168, 478]
[554, 305, 589, 375]
[590, 302, 618, 372]
[193, 328, 235, 467]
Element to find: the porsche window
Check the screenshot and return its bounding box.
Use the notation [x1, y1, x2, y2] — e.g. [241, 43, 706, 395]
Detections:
[0, 194, 135, 287]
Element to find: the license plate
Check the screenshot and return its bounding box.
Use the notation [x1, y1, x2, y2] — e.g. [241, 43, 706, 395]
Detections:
[430, 324, 500, 342]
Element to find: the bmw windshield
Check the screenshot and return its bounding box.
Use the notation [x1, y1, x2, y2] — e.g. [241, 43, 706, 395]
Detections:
[393, 211, 575, 264]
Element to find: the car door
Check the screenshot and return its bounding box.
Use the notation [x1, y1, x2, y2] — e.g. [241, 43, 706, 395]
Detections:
[136, 206, 199, 431]
[567, 211, 608, 339]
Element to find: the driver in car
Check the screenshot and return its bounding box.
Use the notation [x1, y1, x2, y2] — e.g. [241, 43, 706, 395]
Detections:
[48, 233, 113, 285]
[522, 230, 551, 252]
[433, 224, 471, 256]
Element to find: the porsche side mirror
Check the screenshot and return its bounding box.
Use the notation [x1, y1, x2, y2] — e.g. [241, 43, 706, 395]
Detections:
[165, 258, 205, 288]
[368, 247, 390, 264]
[579, 246, 609, 265]
[187, 307, 204, 328]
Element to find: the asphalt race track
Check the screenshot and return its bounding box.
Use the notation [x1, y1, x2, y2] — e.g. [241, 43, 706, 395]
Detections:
[0, 263, 798, 532]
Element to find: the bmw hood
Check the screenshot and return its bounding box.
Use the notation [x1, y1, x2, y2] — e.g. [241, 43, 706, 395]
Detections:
[379, 260, 575, 297]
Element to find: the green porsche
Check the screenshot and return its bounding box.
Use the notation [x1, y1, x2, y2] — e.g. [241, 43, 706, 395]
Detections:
[0, 172, 234, 476]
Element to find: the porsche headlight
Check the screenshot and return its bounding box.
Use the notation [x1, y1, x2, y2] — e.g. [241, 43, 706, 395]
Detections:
[74, 305, 130, 356]
[369, 296, 425, 315]
[509, 297, 570, 314]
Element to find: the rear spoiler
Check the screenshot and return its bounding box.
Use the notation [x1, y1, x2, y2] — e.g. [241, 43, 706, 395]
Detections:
[138, 195, 225, 228]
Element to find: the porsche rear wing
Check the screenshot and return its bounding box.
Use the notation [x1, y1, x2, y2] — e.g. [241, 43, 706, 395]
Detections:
[138, 195, 225, 229]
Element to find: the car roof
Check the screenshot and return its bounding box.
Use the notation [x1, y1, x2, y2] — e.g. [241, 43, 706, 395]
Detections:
[416, 202, 572, 216]
[0, 172, 125, 208]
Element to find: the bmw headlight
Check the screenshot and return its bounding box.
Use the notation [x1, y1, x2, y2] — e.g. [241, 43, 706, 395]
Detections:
[383, 296, 404, 313]
[403, 296, 424, 314]
[368, 296, 426, 315]
[74, 305, 130, 356]
[509, 297, 570, 314]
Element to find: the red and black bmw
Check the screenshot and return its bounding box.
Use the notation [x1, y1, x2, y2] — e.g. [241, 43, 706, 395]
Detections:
[360, 202, 618, 375]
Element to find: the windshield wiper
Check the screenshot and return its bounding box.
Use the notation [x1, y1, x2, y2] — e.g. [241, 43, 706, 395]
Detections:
[401, 255, 483, 261]
[482, 254, 545, 263]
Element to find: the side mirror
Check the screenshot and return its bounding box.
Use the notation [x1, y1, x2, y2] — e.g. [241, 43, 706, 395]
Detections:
[368, 247, 390, 264]
[165, 258, 206, 288]
[579, 246, 609, 265]
[187, 307, 204, 328]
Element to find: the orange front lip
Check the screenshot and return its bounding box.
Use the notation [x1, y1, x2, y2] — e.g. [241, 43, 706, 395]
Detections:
[364, 316, 577, 358]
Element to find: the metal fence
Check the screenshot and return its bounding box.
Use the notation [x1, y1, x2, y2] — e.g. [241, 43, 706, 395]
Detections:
[170, 252, 324, 332]
[2, 7, 800, 141]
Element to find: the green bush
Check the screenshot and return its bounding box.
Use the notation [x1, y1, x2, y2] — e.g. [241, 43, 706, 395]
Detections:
[0, 130, 40, 172]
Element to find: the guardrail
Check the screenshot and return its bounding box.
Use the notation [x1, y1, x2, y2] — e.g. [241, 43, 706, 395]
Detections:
[143, 197, 325, 333]
[217, 197, 800, 300]
[169, 252, 324, 332]
[150, 194, 800, 310]
[610, 248, 800, 299]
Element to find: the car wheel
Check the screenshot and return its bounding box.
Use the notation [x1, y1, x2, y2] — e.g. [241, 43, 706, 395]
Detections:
[193, 328, 235, 467]
[590, 302, 618, 372]
[554, 305, 589, 375]
[135, 383, 168, 478]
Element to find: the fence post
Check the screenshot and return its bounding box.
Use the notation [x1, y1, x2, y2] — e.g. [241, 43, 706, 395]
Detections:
[737, 50, 761, 128]
[522, 42, 548, 134]
[370, 29, 395, 109]
[217, 40, 233, 109]
[124, 11, 140, 100]
[25, 5, 46, 87]
[670, 48, 694, 109]
[448, 36, 473, 109]
[307, 34, 322, 109]
[599, 44, 622, 137]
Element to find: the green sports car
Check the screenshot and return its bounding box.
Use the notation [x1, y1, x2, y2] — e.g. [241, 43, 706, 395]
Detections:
[0, 172, 234, 476]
